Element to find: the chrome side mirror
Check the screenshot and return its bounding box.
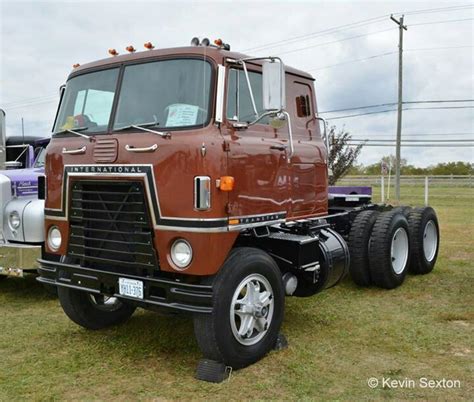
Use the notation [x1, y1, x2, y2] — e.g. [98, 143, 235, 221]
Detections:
[262, 59, 286, 112]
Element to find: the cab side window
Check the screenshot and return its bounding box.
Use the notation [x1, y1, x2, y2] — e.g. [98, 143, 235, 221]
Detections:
[226, 69, 269, 124]
[296, 95, 311, 117]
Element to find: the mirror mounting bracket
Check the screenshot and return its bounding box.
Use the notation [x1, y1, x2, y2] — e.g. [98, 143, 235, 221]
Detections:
[232, 122, 249, 130]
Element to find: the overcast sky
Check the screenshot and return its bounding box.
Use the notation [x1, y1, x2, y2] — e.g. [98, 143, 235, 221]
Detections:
[0, 0, 472, 167]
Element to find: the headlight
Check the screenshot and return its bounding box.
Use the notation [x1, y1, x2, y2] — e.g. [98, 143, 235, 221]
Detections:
[47, 226, 62, 251]
[170, 239, 193, 269]
[8, 211, 21, 230]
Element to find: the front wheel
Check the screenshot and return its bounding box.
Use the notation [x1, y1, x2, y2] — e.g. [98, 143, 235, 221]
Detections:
[193, 247, 284, 369]
[58, 287, 136, 330]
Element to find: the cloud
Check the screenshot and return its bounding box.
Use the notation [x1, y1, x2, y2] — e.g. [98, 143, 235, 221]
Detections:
[0, 0, 472, 166]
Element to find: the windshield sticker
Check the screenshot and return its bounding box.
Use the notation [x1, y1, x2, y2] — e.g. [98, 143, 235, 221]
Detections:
[166, 104, 199, 127]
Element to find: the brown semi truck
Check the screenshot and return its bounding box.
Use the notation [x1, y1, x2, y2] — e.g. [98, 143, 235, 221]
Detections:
[38, 38, 440, 378]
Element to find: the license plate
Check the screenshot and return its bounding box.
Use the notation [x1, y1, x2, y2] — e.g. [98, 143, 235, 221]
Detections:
[118, 278, 144, 299]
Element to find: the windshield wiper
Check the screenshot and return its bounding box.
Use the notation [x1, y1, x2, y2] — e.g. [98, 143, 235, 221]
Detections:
[53, 126, 92, 140]
[115, 122, 171, 138]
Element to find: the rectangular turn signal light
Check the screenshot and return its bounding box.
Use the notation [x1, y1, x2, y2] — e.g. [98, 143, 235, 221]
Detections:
[219, 176, 235, 191]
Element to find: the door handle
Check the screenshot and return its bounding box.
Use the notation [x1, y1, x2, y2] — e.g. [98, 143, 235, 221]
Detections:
[62, 146, 86, 155]
[125, 144, 158, 153]
[270, 145, 287, 151]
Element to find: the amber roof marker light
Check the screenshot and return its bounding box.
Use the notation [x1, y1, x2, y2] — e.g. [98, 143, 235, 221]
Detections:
[126, 45, 136, 53]
[214, 38, 231, 50]
[108, 48, 119, 56]
[144, 42, 155, 50]
[72, 63, 80, 68]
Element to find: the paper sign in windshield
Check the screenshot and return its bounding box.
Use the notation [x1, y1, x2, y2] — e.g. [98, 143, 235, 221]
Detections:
[166, 104, 199, 127]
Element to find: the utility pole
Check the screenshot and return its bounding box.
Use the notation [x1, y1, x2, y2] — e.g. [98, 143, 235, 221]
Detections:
[21, 117, 25, 144]
[390, 14, 407, 201]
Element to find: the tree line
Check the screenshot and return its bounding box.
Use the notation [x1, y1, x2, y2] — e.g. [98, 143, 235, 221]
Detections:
[349, 160, 473, 176]
[327, 126, 473, 181]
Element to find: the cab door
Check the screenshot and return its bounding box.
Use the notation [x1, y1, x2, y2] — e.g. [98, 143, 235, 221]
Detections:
[221, 67, 291, 221]
[287, 80, 327, 218]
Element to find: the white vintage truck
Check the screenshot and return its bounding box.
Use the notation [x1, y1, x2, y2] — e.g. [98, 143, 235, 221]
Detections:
[0, 109, 49, 279]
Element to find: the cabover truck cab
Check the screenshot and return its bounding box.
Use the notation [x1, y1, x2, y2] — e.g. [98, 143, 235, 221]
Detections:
[38, 40, 440, 374]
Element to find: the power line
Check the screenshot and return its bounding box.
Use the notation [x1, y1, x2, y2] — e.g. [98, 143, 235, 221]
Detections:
[319, 99, 474, 114]
[326, 106, 474, 120]
[242, 15, 389, 52]
[350, 139, 474, 142]
[404, 100, 474, 104]
[410, 17, 474, 26]
[394, 4, 474, 17]
[3, 99, 58, 110]
[348, 143, 474, 147]
[308, 41, 473, 72]
[405, 45, 474, 51]
[320, 100, 474, 114]
[307, 51, 397, 72]
[245, 4, 474, 54]
[1, 93, 57, 107]
[326, 108, 397, 119]
[404, 106, 474, 110]
[350, 133, 474, 137]
[276, 27, 396, 56]
[2, 95, 57, 108]
[321, 103, 396, 114]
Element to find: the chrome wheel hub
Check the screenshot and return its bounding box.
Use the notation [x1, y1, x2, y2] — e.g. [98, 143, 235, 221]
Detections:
[391, 227, 409, 274]
[423, 220, 438, 262]
[88, 294, 121, 311]
[230, 274, 274, 346]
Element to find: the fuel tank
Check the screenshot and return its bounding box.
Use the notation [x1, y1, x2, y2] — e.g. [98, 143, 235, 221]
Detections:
[242, 226, 349, 296]
[293, 228, 349, 296]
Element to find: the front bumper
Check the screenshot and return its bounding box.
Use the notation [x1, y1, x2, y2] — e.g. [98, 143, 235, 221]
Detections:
[37, 258, 213, 314]
[0, 243, 41, 277]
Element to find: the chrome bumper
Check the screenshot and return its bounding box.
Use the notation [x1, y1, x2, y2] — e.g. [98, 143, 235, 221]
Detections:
[0, 243, 41, 277]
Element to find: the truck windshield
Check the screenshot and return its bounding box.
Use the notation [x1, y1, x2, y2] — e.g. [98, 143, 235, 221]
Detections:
[113, 59, 211, 130]
[53, 59, 212, 134]
[34, 147, 46, 168]
[53, 68, 119, 134]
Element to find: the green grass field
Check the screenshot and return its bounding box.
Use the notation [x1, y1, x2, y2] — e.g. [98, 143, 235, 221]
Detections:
[1, 186, 472, 400]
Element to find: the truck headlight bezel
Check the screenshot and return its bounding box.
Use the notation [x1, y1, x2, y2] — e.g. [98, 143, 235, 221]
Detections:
[47, 225, 62, 251]
[170, 239, 193, 269]
[8, 211, 21, 230]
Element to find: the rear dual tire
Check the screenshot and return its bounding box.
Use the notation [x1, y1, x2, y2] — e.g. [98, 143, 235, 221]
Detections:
[407, 207, 439, 274]
[348, 210, 380, 286]
[369, 210, 411, 289]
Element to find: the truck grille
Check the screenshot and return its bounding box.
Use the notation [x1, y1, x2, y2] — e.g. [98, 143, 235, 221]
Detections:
[68, 181, 159, 274]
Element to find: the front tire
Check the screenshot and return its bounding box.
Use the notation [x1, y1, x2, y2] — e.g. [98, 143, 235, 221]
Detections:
[58, 287, 136, 330]
[193, 247, 284, 369]
[57, 256, 136, 330]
